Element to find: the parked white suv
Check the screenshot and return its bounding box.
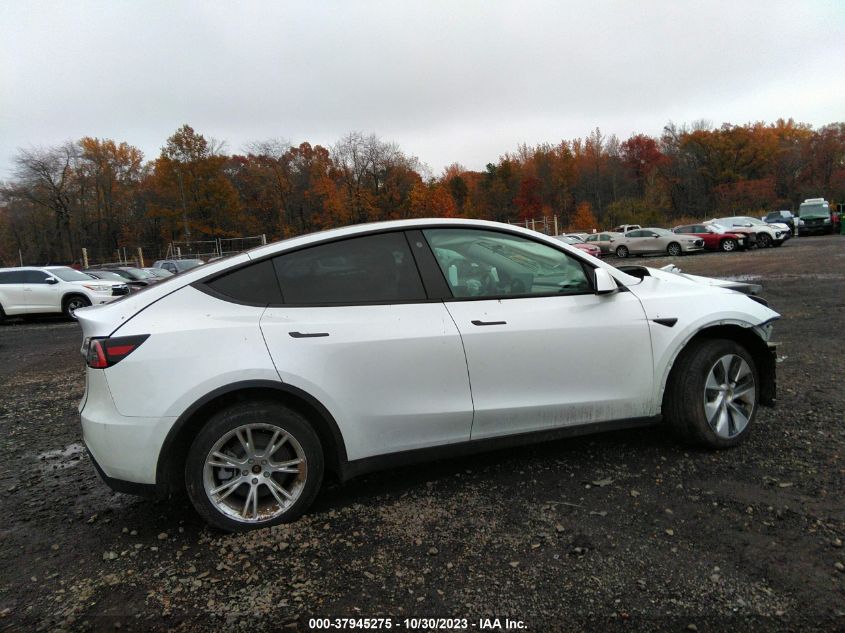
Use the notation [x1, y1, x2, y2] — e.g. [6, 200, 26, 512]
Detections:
[77, 219, 779, 531]
[708, 217, 786, 247]
[0, 266, 129, 320]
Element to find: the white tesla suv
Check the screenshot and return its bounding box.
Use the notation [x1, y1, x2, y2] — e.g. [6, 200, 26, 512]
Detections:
[76, 219, 779, 532]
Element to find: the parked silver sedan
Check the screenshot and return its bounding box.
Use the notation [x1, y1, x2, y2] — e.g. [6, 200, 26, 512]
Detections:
[612, 228, 704, 258]
[584, 231, 624, 254]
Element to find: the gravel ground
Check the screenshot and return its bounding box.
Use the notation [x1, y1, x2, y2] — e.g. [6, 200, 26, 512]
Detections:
[0, 235, 843, 632]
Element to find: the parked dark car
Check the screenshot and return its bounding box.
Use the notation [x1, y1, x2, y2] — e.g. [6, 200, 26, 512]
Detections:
[672, 224, 747, 252]
[84, 270, 138, 293]
[87, 267, 160, 289]
[142, 267, 173, 279]
[763, 210, 796, 233]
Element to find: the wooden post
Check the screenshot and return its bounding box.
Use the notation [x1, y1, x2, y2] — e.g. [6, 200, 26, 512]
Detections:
[261, 233, 267, 245]
[136, 247, 144, 268]
[82, 248, 89, 269]
[176, 246, 182, 259]
[553, 215, 558, 235]
[531, 218, 536, 231]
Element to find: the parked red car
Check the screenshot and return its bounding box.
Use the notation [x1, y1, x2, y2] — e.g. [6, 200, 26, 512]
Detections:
[672, 224, 746, 252]
[554, 235, 603, 258]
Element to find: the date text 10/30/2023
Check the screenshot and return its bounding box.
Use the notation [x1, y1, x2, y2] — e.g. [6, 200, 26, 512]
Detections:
[308, 617, 527, 630]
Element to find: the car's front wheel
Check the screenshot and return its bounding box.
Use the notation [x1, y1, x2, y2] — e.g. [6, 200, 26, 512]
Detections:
[667, 242, 682, 256]
[663, 339, 758, 448]
[756, 233, 772, 248]
[63, 295, 91, 319]
[720, 238, 738, 252]
[185, 401, 324, 532]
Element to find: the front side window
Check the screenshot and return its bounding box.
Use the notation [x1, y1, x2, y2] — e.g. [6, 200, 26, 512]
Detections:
[21, 270, 51, 283]
[273, 232, 426, 305]
[627, 230, 645, 238]
[423, 228, 591, 299]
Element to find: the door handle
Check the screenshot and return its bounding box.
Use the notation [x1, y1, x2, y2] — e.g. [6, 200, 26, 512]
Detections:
[289, 331, 330, 338]
[471, 320, 507, 326]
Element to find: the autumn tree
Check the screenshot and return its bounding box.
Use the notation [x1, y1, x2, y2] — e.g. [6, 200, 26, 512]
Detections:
[568, 201, 598, 232]
[146, 125, 242, 242]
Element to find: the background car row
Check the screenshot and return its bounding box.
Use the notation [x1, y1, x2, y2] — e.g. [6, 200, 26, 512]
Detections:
[565, 214, 795, 259]
[0, 259, 203, 321]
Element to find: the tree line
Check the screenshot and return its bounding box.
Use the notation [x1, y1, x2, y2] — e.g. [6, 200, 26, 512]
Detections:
[1, 119, 842, 265]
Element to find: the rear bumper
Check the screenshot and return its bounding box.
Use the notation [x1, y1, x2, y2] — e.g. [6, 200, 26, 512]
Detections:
[85, 443, 160, 498]
[80, 370, 175, 493]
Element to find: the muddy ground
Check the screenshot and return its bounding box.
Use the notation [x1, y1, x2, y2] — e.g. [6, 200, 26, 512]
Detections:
[0, 235, 843, 632]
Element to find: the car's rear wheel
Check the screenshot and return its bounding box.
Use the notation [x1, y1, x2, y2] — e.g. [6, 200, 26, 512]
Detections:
[756, 233, 772, 248]
[667, 242, 682, 256]
[185, 401, 324, 532]
[615, 245, 629, 258]
[62, 295, 90, 319]
[720, 238, 738, 252]
[663, 339, 758, 448]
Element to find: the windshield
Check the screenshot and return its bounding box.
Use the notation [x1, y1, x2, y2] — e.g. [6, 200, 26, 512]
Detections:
[50, 267, 95, 282]
[119, 267, 154, 280]
[651, 228, 672, 236]
[799, 202, 829, 217]
[555, 236, 578, 245]
[88, 270, 125, 281]
[176, 260, 204, 271]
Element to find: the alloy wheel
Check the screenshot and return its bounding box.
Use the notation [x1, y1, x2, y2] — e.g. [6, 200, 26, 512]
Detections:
[66, 298, 87, 318]
[667, 243, 682, 256]
[203, 423, 307, 523]
[703, 354, 756, 439]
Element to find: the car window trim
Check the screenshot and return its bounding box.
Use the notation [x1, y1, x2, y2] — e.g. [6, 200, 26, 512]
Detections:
[193, 223, 613, 307]
[418, 226, 599, 302]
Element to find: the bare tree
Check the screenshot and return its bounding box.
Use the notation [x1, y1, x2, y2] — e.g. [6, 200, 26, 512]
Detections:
[12, 142, 80, 261]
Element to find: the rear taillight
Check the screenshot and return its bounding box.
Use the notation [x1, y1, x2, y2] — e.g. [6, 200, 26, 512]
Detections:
[86, 335, 150, 369]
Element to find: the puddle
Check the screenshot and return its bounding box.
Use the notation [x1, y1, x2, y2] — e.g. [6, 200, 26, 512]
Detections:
[37, 443, 86, 472]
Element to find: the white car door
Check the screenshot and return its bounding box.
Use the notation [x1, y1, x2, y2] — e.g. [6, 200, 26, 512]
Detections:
[259, 231, 474, 462]
[0, 270, 29, 314]
[422, 227, 655, 440]
[22, 270, 61, 313]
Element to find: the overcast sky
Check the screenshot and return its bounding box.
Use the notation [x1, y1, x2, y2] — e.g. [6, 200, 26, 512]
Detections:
[1, 0, 843, 178]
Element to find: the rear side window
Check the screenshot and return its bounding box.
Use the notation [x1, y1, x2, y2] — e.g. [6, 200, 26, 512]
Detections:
[273, 232, 426, 305]
[0, 271, 27, 283]
[206, 259, 282, 304]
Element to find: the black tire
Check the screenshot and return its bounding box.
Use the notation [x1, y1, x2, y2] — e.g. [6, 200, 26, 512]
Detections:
[663, 338, 758, 449]
[667, 242, 682, 257]
[719, 238, 738, 252]
[62, 295, 90, 319]
[615, 245, 629, 258]
[185, 401, 324, 532]
[756, 233, 772, 248]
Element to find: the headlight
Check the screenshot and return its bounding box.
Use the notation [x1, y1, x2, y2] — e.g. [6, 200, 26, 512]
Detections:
[824, 218, 831, 223]
[82, 284, 110, 292]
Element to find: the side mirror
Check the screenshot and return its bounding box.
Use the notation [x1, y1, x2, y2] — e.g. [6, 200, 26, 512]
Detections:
[45, 277, 59, 285]
[594, 268, 618, 295]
